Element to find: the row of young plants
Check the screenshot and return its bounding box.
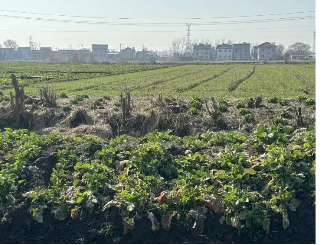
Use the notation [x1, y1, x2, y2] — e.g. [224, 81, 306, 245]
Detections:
[0, 63, 174, 86]
[0, 123, 315, 240]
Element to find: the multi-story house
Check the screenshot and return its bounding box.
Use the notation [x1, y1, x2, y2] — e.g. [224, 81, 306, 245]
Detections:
[193, 44, 211, 60]
[120, 47, 136, 60]
[216, 44, 233, 60]
[233, 42, 250, 60]
[92, 44, 108, 61]
[17, 47, 32, 60]
[255, 42, 277, 60]
[0, 48, 12, 61]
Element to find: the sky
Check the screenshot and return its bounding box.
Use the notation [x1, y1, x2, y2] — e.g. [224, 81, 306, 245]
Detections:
[0, 0, 315, 51]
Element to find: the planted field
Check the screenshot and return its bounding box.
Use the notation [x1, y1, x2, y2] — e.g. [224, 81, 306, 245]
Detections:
[0, 63, 315, 99]
[0, 62, 174, 86]
[0, 62, 316, 243]
[232, 65, 315, 98]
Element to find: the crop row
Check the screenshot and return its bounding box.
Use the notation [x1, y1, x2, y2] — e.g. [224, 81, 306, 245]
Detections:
[0, 63, 174, 86]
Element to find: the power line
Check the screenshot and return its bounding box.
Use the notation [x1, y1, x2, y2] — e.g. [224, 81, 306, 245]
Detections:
[0, 26, 315, 33]
[0, 14, 315, 26]
[0, 9, 315, 20]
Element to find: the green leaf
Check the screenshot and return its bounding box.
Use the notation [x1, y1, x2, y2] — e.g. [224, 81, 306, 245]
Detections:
[53, 204, 69, 221]
[73, 179, 80, 187]
[244, 168, 256, 175]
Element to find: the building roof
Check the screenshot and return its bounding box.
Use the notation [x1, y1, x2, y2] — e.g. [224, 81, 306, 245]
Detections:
[258, 42, 276, 48]
[18, 47, 31, 50]
[92, 44, 108, 49]
[216, 44, 233, 49]
[194, 44, 211, 49]
[233, 43, 250, 49]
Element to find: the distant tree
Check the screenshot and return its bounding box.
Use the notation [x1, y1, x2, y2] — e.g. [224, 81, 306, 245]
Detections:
[31, 42, 41, 50]
[276, 44, 285, 60]
[3, 39, 18, 50]
[287, 42, 311, 56]
[3, 39, 18, 59]
[170, 38, 187, 58]
[227, 39, 234, 45]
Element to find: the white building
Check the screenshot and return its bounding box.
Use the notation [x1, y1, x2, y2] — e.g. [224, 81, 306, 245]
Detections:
[193, 44, 211, 60]
[233, 42, 251, 60]
[120, 47, 136, 60]
[92, 44, 108, 61]
[216, 44, 233, 60]
[255, 42, 277, 60]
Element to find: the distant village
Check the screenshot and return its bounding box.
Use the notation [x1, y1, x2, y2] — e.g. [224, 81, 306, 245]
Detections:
[0, 41, 315, 63]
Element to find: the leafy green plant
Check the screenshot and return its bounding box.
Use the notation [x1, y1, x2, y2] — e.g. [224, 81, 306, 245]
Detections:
[62, 106, 72, 113]
[60, 93, 68, 98]
[239, 108, 251, 116]
[187, 97, 203, 115]
[218, 98, 229, 112]
[268, 97, 281, 104]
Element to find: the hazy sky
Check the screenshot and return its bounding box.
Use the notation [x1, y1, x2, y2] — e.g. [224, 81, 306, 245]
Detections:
[0, 0, 315, 51]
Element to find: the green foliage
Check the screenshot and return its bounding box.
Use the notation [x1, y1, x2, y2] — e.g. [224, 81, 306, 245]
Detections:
[239, 108, 251, 116]
[187, 97, 203, 115]
[59, 93, 68, 98]
[71, 94, 89, 104]
[269, 97, 281, 104]
[304, 99, 315, 107]
[62, 106, 72, 113]
[218, 98, 229, 112]
[0, 125, 315, 240]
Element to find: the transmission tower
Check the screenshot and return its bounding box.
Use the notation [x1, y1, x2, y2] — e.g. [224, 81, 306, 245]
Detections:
[313, 31, 316, 52]
[186, 23, 192, 55]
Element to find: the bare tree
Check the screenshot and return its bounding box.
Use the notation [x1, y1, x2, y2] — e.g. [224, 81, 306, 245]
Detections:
[3, 39, 18, 50]
[287, 42, 311, 56]
[276, 44, 285, 60]
[227, 39, 234, 45]
[3, 39, 18, 59]
[170, 37, 187, 58]
[31, 42, 41, 50]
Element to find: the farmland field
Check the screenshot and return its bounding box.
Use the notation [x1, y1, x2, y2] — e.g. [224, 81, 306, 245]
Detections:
[0, 62, 315, 99]
[0, 62, 315, 243]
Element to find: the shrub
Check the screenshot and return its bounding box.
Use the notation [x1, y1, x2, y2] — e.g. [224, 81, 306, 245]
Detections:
[269, 97, 280, 104]
[304, 99, 315, 107]
[62, 106, 72, 113]
[218, 99, 228, 113]
[103, 96, 111, 100]
[239, 108, 251, 116]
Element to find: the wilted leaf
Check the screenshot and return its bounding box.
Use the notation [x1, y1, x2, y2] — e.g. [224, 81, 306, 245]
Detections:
[157, 191, 170, 202]
[71, 208, 79, 219]
[53, 204, 69, 221]
[127, 203, 135, 212]
[6, 194, 15, 204]
[102, 200, 120, 211]
[148, 212, 160, 231]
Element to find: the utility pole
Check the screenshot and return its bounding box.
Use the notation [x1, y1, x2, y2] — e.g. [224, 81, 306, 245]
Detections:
[186, 23, 192, 56]
[29, 36, 33, 60]
[29, 36, 32, 48]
